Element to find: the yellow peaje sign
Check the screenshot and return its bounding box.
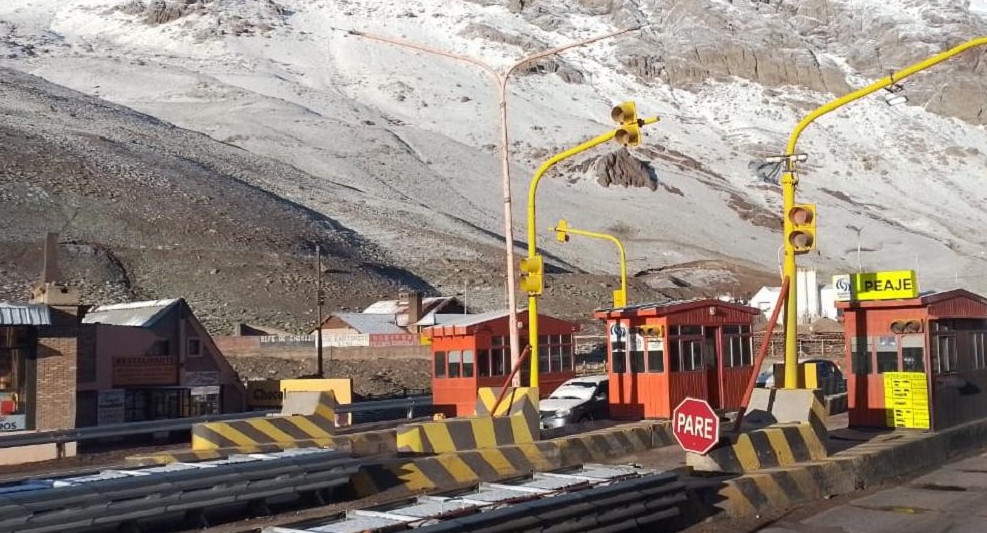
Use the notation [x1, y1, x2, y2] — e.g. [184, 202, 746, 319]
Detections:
[883, 371, 930, 429]
[834, 270, 918, 302]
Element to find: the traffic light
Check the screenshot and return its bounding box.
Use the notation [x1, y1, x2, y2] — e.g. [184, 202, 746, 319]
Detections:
[555, 219, 570, 242]
[520, 255, 544, 295]
[612, 288, 627, 308]
[786, 204, 816, 254]
[611, 101, 641, 147]
[890, 319, 923, 334]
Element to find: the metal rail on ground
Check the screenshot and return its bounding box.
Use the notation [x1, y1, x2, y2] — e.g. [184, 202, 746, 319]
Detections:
[264, 464, 686, 533]
[0, 448, 362, 533]
[0, 395, 432, 449]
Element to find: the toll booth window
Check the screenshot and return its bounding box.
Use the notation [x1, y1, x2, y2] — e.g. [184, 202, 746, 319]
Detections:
[462, 350, 475, 378]
[932, 335, 957, 374]
[647, 337, 664, 373]
[876, 336, 899, 374]
[434, 351, 446, 378]
[562, 344, 574, 371]
[629, 327, 646, 373]
[850, 337, 872, 375]
[901, 335, 925, 372]
[549, 344, 562, 373]
[679, 326, 702, 336]
[670, 339, 703, 372]
[973, 333, 987, 371]
[724, 328, 753, 367]
[491, 338, 506, 376]
[448, 351, 461, 378]
[612, 338, 627, 373]
[478, 350, 490, 377]
[0, 327, 29, 419]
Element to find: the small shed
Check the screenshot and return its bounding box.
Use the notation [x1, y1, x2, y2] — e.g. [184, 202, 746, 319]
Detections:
[837, 289, 987, 430]
[425, 310, 580, 417]
[595, 299, 760, 419]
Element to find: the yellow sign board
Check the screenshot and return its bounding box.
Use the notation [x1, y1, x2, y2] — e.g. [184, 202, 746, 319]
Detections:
[246, 378, 354, 409]
[847, 270, 919, 301]
[883, 371, 930, 429]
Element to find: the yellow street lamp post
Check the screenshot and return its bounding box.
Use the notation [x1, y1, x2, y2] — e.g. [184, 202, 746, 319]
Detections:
[551, 219, 628, 308]
[521, 102, 658, 388]
[779, 37, 987, 389]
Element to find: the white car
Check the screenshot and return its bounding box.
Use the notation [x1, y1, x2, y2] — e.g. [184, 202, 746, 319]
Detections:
[539, 375, 609, 429]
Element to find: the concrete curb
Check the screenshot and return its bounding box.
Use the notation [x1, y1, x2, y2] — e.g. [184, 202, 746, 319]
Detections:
[713, 415, 987, 517]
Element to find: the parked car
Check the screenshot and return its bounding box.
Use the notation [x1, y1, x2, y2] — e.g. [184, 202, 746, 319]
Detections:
[755, 358, 846, 393]
[539, 375, 609, 430]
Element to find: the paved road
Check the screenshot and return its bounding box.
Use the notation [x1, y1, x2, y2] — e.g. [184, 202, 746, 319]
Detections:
[759, 450, 987, 533]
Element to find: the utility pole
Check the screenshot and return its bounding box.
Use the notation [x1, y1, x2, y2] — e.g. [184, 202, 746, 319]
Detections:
[316, 245, 325, 378]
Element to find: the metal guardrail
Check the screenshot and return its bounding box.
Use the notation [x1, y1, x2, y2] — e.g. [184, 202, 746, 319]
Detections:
[0, 395, 432, 449]
[0, 448, 361, 533]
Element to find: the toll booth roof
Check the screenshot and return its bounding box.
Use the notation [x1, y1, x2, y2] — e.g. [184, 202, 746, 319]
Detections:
[594, 298, 759, 319]
[835, 288, 987, 313]
[423, 308, 580, 337]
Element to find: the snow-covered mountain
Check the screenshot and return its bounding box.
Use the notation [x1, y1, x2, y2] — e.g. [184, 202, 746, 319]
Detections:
[2, 0, 986, 301]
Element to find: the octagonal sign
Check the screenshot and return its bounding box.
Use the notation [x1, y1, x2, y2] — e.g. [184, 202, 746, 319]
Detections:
[672, 397, 720, 455]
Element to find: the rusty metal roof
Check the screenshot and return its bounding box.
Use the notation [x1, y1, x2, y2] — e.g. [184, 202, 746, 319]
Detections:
[333, 313, 406, 334]
[0, 303, 52, 326]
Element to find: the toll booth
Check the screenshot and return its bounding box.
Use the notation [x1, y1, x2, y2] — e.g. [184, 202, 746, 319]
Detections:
[595, 299, 759, 419]
[838, 289, 987, 430]
[426, 310, 580, 417]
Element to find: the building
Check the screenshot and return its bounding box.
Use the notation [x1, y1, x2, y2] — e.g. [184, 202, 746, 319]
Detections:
[77, 299, 245, 425]
[427, 310, 580, 417]
[838, 289, 987, 430]
[749, 269, 840, 324]
[595, 299, 759, 419]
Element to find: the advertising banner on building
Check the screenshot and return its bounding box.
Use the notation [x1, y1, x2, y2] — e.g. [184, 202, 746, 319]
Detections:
[0, 414, 27, 432]
[112, 355, 178, 386]
[832, 270, 918, 302]
[97, 389, 126, 425]
[369, 333, 420, 347]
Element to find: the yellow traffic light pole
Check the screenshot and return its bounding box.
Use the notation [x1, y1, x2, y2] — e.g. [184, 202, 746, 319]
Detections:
[524, 106, 658, 388]
[780, 36, 987, 389]
[551, 220, 628, 308]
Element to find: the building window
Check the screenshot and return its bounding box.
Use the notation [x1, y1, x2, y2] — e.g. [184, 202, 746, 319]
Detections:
[932, 335, 957, 374]
[187, 338, 202, 357]
[550, 344, 562, 373]
[901, 335, 925, 372]
[148, 340, 170, 356]
[461, 350, 475, 378]
[669, 326, 704, 372]
[0, 327, 29, 418]
[850, 337, 872, 375]
[434, 351, 446, 378]
[973, 333, 987, 371]
[611, 334, 627, 374]
[562, 344, 574, 372]
[724, 328, 753, 368]
[190, 386, 221, 416]
[876, 336, 899, 374]
[478, 349, 490, 377]
[647, 336, 664, 373]
[448, 350, 462, 378]
[491, 337, 506, 376]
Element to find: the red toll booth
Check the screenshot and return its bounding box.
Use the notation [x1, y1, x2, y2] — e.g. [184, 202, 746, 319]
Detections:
[838, 289, 987, 430]
[595, 299, 759, 419]
[426, 310, 580, 417]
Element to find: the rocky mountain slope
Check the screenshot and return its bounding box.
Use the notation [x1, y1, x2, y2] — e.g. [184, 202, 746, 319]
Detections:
[1, 0, 986, 331]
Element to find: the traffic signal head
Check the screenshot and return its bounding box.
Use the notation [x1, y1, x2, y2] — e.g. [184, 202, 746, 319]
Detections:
[555, 219, 570, 243]
[890, 319, 923, 334]
[611, 101, 641, 147]
[786, 204, 816, 254]
[519, 255, 544, 295]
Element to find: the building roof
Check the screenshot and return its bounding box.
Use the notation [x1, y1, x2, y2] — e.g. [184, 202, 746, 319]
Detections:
[82, 299, 181, 327]
[0, 303, 52, 326]
[594, 298, 759, 318]
[332, 313, 406, 334]
[835, 289, 987, 311]
[413, 313, 471, 327]
[362, 296, 459, 315]
[423, 309, 580, 337]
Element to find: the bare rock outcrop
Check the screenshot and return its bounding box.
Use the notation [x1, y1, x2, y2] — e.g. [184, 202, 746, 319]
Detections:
[594, 149, 657, 191]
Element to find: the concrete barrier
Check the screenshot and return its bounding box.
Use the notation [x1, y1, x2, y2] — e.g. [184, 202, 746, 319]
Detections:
[353, 420, 674, 497]
[713, 414, 987, 517]
[396, 387, 539, 454]
[191, 391, 338, 450]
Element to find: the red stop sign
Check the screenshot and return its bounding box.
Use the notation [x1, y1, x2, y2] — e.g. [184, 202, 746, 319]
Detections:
[672, 397, 720, 455]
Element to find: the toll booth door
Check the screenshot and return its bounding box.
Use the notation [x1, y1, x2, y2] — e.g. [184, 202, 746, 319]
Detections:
[705, 327, 721, 409]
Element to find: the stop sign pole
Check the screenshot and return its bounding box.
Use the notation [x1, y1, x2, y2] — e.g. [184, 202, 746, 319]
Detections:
[672, 397, 720, 455]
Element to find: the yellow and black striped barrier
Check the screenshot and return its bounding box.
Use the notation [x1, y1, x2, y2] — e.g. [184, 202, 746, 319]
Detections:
[396, 387, 540, 454]
[191, 391, 339, 450]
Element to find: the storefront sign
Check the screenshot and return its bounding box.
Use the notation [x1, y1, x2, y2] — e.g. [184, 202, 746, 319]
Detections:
[247, 379, 284, 408]
[0, 414, 27, 432]
[321, 334, 371, 347]
[191, 386, 220, 396]
[112, 356, 177, 386]
[97, 389, 126, 425]
[833, 271, 918, 302]
[184, 371, 219, 387]
[369, 334, 420, 347]
[883, 371, 930, 429]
